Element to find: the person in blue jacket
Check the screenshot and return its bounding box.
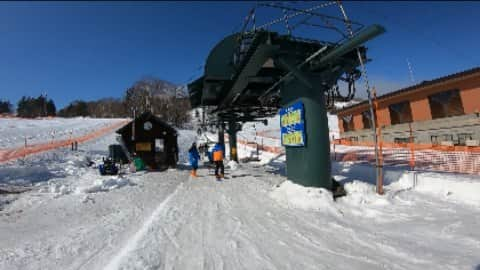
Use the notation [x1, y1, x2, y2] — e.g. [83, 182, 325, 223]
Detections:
[188, 142, 200, 177]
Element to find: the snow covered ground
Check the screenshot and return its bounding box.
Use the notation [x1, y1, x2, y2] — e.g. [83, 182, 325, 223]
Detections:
[0, 118, 480, 270]
[0, 117, 125, 149]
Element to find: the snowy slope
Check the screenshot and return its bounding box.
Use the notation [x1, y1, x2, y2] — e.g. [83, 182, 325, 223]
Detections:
[0, 117, 125, 149]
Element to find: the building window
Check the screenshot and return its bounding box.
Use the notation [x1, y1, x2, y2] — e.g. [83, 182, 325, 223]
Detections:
[394, 137, 410, 144]
[389, 101, 413, 125]
[342, 115, 354, 132]
[362, 111, 372, 129]
[441, 134, 453, 142]
[431, 135, 439, 145]
[457, 133, 473, 146]
[428, 89, 464, 119]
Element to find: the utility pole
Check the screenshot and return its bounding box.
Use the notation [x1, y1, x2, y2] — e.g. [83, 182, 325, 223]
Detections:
[337, 0, 383, 194]
[406, 58, 415, 83]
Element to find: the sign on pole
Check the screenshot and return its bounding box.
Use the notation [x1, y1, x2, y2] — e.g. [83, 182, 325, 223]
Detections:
[279, 101, 306, 147]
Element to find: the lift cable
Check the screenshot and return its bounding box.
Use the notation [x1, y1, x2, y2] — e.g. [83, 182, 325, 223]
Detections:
[249, 1, 338, 33]
[258, 3, 364, 32]
[336, 0, 382, 194]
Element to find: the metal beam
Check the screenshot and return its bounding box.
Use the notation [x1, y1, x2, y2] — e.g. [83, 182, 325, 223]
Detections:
[218, 44, 278, 108]
[312, 24, 385, 70]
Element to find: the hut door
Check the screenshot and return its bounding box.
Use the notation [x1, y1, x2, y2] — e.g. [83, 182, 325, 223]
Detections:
[155, 138, 165, 152]
[154, 138, 167, 168]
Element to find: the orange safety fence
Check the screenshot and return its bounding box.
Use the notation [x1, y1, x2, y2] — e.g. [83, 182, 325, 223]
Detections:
[332, 139, 480, 175]
[0, 120, 129, 163]
[232, 133, 480, 175]
[230, 137, 284, 154]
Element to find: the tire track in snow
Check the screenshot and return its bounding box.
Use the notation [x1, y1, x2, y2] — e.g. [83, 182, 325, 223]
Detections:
[103, 182, 184, 270]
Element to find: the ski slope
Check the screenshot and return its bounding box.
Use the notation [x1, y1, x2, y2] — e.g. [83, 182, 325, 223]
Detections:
[0, 118, 479, 270]
[0, 117, 125, 149]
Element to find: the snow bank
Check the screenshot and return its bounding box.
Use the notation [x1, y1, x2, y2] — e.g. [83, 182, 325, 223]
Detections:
[269, 180, 341, 216]
[409, 172, 480, 206]
[343, 181, 391, 206]
[333, 162, 480, 207]
[0, 165, 61, 186]
[76, 176, 133, 194]
[39, 176, 134, 197]
[227, 160, 239, 170]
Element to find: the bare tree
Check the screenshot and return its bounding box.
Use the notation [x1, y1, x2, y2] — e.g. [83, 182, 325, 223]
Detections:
[123, 77, 190, 126]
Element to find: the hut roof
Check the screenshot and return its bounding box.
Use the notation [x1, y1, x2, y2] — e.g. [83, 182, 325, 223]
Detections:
[116, 111, 177, 135]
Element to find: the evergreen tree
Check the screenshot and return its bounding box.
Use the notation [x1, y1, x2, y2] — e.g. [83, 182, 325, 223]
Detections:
[0, 99, 13, 114]
[46, 99, 56, 116]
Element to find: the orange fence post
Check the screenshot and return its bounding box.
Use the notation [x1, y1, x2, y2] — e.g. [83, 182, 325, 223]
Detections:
[409, 123, 415, 170]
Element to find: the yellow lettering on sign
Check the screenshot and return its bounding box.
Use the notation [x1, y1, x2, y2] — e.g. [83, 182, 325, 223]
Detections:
[281, 109, 301, 127]
[282, 131, 304, 145]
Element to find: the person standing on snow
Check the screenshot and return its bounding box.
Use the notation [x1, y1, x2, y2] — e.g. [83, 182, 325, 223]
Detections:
[188, 142, 200, 177]
[212, 142, 225, 179]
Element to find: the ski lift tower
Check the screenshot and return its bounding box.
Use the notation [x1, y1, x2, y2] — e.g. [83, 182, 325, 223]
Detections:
[188, 2, 385, 190]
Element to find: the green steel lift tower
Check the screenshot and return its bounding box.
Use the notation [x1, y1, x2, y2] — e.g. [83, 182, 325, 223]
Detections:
[188, 3, 385, 190]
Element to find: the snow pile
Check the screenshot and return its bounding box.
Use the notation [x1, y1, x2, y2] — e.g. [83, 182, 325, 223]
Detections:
[0, 165, 60, 186]
[48, 183, 72, 196]
[76, 176, 133, 194]
[343, 180, 391, 206]
[411, 172, 480, 206]
[39, 175, 134, 196]
[270, 180, 340, 215]
[227, 160, 239, 170]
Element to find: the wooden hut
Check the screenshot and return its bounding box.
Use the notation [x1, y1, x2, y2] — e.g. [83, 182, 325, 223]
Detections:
[116, 111, 178, 170]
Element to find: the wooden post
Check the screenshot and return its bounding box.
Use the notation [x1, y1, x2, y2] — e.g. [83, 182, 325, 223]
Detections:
[376, 124, 384, 195]
[373, 88, 384, 195]
[24, 136, 27, 159]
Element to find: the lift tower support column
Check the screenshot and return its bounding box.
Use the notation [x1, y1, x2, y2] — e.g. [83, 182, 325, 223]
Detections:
[279, 71, 331, 189]
[227, 120, 239, 162]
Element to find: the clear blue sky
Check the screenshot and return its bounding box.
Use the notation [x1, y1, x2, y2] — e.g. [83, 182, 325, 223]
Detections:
[1, 1, 479, 109]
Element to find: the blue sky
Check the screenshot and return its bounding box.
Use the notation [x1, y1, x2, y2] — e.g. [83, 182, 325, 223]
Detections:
[1, 1, 479, 108]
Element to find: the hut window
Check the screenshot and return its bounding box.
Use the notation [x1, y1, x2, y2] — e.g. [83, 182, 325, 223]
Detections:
[389, 101, 413, 125]
[342, 115, 354, 132]
[428, 89, 464, 119]
[155, 138, 165, 152]
[362, 111, 372, 129]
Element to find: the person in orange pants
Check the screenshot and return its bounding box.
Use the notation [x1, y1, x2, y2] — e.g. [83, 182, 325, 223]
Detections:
[212, 142, 224, 179]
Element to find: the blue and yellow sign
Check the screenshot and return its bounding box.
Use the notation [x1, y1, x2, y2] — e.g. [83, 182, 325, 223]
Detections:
[280, 101, 306, 147]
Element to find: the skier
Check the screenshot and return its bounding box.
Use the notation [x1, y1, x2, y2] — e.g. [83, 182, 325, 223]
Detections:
[188, 142, 200, 177]
[212, 142, 225, 179]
